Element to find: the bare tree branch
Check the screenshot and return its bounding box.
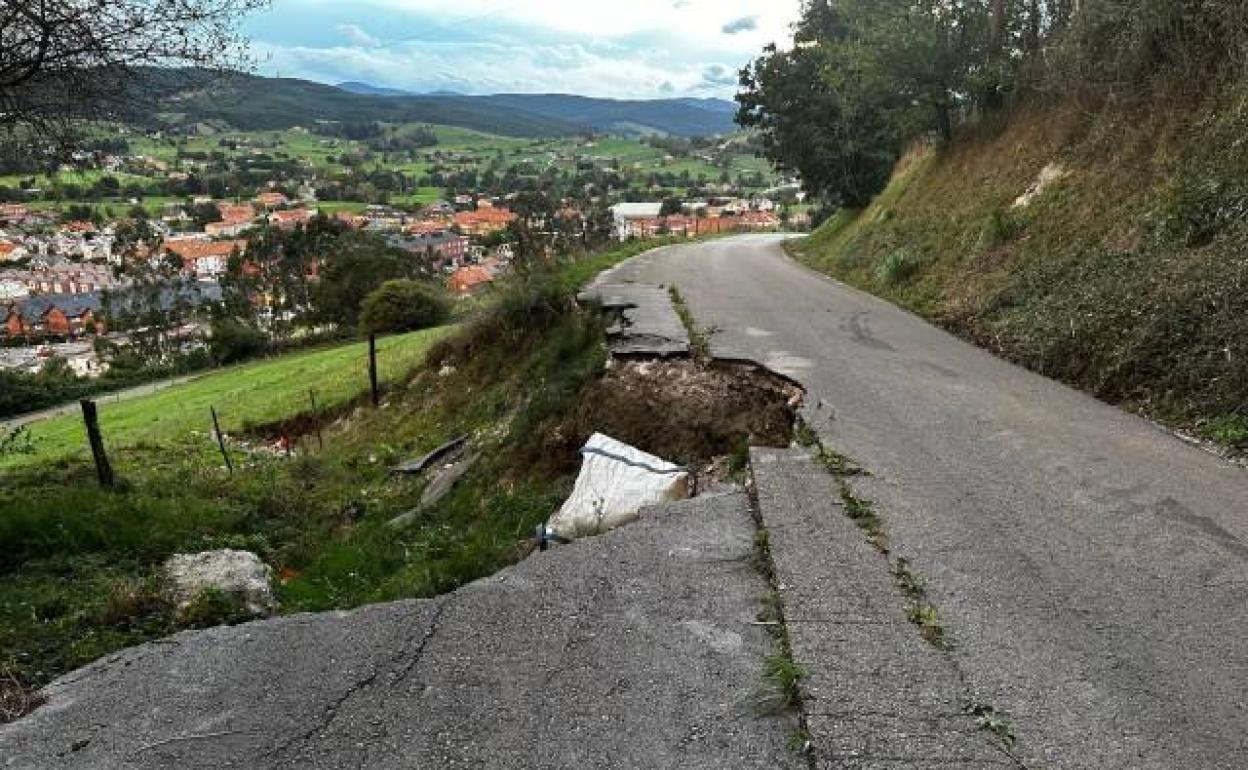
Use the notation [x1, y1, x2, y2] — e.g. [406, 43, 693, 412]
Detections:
[0, 0, 269, 152]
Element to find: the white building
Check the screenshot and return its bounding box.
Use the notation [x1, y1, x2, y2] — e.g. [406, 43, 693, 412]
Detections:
[610, 202, 664, 240]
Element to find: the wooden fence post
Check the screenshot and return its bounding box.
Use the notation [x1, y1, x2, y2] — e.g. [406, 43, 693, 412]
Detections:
[368, 333, 379, 407]
[309, 389, 324, 450]
[210, 406, 233, 475]
[80, 399, 114, 489]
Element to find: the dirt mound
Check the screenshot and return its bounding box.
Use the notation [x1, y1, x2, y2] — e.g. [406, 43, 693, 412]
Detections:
[552, 358, 803, 473]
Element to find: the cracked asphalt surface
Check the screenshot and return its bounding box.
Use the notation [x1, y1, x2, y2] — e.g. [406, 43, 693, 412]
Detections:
[613, 234, 1248, 769]
[0, 493, 800, 769]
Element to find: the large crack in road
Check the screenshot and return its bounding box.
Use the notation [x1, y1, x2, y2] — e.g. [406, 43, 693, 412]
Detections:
[613, 234, 1248, 769]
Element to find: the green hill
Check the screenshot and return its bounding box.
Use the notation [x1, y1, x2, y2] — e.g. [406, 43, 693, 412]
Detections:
[150, 71, 576, 138]
[145, 71, 739, 138]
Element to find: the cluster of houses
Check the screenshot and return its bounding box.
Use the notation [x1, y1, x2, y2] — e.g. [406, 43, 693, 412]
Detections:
[0, 180, 792, 364]
[0, 190, 524, 350]
[0, 259, 122, 301]
[609, 199, 785, 241]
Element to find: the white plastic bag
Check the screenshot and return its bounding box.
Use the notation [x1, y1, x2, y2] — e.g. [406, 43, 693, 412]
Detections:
[547, 434, 690, 538]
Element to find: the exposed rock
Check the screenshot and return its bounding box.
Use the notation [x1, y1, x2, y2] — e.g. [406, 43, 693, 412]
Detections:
[163, 550, 277, 617]
[1013, 162, 1068, 208]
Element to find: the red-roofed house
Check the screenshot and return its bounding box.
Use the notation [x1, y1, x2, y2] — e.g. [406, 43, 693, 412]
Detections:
[447, 265, 495, 295]
[164, 239, 246, 280]
[254, 192, 290, 209]
[269, 208, 314, 229]
[453, 207, 517, 237]
[0, 241, 26, 262]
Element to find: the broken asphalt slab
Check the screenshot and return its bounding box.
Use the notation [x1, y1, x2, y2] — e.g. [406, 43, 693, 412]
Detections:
[580, 282, 690, 358]
[0, 492, 801, 770]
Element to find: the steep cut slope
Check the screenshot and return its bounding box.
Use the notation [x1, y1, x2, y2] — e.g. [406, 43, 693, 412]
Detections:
[793, 87, 1248, 449]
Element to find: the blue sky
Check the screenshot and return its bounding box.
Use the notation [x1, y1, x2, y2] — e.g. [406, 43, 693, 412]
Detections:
[243, 0, 801, 99]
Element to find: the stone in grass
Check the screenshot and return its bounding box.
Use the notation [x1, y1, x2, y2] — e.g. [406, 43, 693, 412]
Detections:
[164, 550, 277, 619]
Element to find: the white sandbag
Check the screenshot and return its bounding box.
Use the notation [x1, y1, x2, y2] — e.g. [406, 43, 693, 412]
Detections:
[547, 433, 689, 538]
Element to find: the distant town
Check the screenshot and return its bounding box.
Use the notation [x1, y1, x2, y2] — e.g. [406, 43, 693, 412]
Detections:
[0, 127, 804, 380]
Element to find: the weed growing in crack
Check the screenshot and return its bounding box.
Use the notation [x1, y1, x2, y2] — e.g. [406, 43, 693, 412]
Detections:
[751, 529, 775, 582]
[801, 425, 957, 658]
[964, 702, 1016, 748]
[753, 648, 803, 713]
[787, 725, 813, 755]
[746, 522, 809, 736]
[668, 285, 713, 359]
[793, 420, 819, 448]
[894, 558, 951, 651]
[839, 484, 888, 552]
[816, 446, 866, 477]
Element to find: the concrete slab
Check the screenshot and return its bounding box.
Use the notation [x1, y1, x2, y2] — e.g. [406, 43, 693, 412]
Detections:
[751, 447, 1008, 767]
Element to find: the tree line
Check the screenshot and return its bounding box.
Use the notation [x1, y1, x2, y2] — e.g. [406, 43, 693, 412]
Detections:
[738, 0, 1248, 210]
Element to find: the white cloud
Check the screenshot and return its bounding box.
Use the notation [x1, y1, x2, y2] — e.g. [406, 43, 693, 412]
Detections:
[336, 23, 381, 48]
[249, 0, 801, 98]
[358, 0, 797, 44]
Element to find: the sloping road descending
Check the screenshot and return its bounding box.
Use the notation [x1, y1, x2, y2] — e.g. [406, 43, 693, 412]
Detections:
[612, 235, 1248, 768]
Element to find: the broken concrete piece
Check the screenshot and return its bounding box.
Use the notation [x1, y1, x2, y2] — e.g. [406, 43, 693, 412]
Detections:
[163, 550, 276, 617]
[388, 454, 480, 530]
[391, 436, 469, 476]
[547, 433, 690, 539]
[420, 454, 479, 508]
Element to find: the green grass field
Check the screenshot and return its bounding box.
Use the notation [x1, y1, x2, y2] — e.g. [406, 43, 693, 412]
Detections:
[4, 328, 449, 472]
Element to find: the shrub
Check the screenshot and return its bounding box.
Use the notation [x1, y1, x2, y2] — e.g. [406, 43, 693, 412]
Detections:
[875, 249, 923, 287]
[359, 280, 451, 336]
[1203, 416, 1248, 449]
[180, 588, 254, 629]
[978, 207, 1024, 250]
[208, 319, 269, 365]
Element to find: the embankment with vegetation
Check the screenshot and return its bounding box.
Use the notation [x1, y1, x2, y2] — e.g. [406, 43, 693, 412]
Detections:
[741, 1, 1248, 449]
[0, 238, 670, 716]
[792, 88, 1248, 448]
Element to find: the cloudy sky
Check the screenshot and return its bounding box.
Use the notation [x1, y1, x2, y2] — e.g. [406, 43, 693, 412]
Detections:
[243, 0, 801, 99]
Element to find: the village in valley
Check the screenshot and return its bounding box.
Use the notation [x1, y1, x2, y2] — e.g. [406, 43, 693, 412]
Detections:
[0, 125, 800, 380]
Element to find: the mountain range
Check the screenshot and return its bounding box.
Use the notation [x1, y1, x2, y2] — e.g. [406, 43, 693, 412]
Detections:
[152, 71, 739, 138]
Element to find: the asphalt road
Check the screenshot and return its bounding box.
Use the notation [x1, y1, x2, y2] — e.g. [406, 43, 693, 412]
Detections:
[613, 235, 1248, 769]
[0, 493, 800, 769]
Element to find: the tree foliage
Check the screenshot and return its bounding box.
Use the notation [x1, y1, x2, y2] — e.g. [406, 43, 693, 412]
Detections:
[0, 0, 268, 147]
[359, 280, 451, 336]
[738, 0, 1248, 209]
[310, 233, 419, 331]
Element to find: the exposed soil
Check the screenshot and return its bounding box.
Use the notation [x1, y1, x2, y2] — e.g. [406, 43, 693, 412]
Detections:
[539, 358, 804, 477]
[1, 672, 44, 725]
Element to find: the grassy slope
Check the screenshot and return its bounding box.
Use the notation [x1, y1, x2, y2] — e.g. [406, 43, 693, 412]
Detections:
[0, 240, 665, 698]
[3, 329, 448, 471]
[793, 86, 1248, 447]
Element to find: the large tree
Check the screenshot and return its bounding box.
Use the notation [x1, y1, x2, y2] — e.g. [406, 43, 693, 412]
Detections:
[0, 0, 267, 143]
[737, 1, 903, 208]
